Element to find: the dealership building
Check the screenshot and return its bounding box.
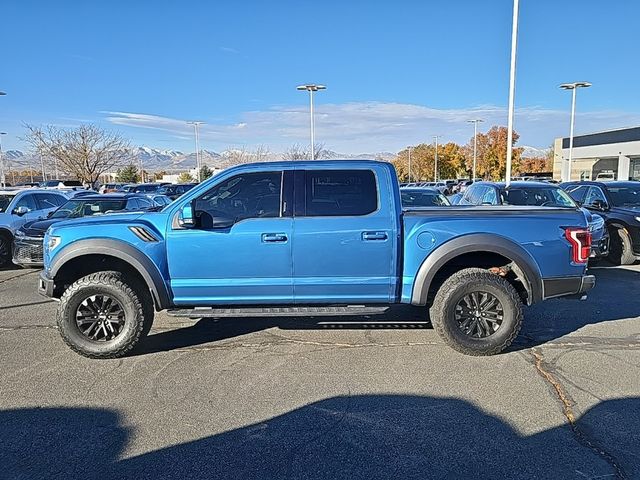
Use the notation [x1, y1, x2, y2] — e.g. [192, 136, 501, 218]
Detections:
[553, 126, 640, 181]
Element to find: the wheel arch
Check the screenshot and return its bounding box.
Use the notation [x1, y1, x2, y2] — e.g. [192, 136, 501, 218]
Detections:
[411, 234, 543, 306]
[50, 239, 171, 310]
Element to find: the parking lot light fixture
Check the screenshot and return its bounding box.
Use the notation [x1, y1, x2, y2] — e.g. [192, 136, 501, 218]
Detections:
[187, 121, 205, 182]
[296, 84, 326, 160]
[560, 82, 592, 182]
[407, 146, 413, 183]
[433, 135, 442, 181]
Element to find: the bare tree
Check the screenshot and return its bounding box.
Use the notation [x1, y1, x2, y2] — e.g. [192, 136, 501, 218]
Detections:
[23, 124, 131, 185]
[253, 144, 271, 163]
[282, 142, 332, 161]
[223, 146, 251, 166]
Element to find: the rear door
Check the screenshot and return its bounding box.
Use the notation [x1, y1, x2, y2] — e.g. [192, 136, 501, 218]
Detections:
[292, 167, 397, 304]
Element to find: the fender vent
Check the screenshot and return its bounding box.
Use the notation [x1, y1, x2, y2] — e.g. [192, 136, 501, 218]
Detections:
[129, 226, 159, 242]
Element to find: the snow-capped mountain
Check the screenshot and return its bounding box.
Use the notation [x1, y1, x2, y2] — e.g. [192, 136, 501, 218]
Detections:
[520, 146, 551, 159]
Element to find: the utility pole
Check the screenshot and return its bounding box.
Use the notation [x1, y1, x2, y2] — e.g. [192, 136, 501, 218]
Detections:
[187, 121, 205, 182]
[560, 82, 592, 182]
[0, 132, 6, 187]
[296, 84, 326, 159]
[467, 119, 484, 180]
[505, 0, 520, 186]
[408, 146, 413, 183]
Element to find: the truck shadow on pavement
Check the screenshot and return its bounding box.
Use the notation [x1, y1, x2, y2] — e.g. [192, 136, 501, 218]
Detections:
[138, 266, 640, 356]
[2, 395, 637, 479]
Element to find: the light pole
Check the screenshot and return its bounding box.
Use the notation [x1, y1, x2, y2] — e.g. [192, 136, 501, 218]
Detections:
[0, 132, 6, 188]
[560, 81, 592, 182]
[187, 121, 205, 182]
[505, 0, 520, 186]
[433, 135, 442, 181]
[296, 84, 326, 160]
[467, 120, 484, 180]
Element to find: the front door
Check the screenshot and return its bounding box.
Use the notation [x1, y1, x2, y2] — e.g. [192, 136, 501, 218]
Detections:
[166, 170, 294, 305]
[292, 168, 397, 304]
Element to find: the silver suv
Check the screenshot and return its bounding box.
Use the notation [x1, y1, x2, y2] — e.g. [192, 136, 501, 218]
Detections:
[0, 189, 68, 267]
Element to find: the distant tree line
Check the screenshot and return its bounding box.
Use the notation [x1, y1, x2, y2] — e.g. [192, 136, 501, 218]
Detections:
[393, 126, 551, 182]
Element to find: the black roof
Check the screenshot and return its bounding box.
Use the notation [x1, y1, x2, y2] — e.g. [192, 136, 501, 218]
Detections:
[560, 181, 640, 189]
[474, 181, 558, 189]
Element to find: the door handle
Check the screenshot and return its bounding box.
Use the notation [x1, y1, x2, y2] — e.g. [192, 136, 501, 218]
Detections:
[262, 233, 288, 243]
[362, 231, 388, 241]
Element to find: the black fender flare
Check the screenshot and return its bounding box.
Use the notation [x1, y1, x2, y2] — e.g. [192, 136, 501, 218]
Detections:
[411, 233, 543, 306]
[50, 239, 171, 310]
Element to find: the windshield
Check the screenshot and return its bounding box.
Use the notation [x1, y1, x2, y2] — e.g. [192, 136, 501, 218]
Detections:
[51, 199, 127, 219]
[501, 187, 576, 207]
[401, 190, 450, 207]
[607, 186, 640, 207]
[0, 195, 14, 213]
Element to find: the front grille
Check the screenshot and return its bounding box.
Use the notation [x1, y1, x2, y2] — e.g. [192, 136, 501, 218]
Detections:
[13, 239, 44, 265]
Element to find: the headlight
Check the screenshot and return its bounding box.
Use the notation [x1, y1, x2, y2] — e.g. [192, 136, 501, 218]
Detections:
[635, 216, 640, 223]
[15, 229, 25, 238]
[47, 236, 61, 251]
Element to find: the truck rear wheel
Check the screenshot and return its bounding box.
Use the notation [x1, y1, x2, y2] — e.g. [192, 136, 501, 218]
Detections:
[429, 268, 523, 356]
[57, 271, 154, 359]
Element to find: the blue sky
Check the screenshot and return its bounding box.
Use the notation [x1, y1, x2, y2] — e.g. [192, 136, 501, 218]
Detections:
[1, 0, 639, 153]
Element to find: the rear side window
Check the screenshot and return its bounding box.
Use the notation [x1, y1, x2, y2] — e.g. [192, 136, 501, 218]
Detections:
[304, 170, 377, 216]
[566, 185, 588, 203]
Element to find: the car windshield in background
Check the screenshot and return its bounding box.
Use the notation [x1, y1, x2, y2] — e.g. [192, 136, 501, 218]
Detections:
[51, 199, 127, 219]
[401, 190, 450, 207]
[607, 186, 640, 207]
[501, 188, 575, 207]
[0, 195, 13, 213]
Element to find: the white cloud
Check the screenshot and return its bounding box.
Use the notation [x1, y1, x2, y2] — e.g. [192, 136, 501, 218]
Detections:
[102, 102, 640, 153]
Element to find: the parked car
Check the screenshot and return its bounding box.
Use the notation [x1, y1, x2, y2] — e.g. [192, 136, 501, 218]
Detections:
[0, 189, 68, 267]
[39, 180, 84, 189]
[38, 160, 594, 359]
[126, 183, 170, 194]
[156, 183, 197, 200]
[12, 193, 158, 268]
[146, 194, 173, 207]
[400, 188, 450, 207]
[561, 181, 640, 264]
[459, 181, 609, 259]
[99, 183, 127, 194]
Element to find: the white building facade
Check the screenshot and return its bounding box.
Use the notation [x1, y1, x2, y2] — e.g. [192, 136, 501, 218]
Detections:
[554, 126, 640, 182]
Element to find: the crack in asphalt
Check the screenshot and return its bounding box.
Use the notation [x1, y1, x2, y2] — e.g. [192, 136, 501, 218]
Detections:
[0, 270, 38, 285]
[531, 348, 627, 480]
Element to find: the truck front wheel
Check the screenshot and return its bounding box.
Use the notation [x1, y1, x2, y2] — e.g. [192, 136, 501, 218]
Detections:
[57, 271, 154, 359]
[430, 268, 523, 356]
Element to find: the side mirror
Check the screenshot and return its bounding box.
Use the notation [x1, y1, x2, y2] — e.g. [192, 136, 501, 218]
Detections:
[591, 199, 609, 211]
[13, 206, 30, 216]
[177, 204, 195, 228]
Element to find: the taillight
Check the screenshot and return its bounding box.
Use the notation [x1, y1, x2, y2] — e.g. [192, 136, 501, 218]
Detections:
[564, 227, 591, 264]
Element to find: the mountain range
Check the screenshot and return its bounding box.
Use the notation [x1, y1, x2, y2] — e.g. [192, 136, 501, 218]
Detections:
[3, 145, 549, 172]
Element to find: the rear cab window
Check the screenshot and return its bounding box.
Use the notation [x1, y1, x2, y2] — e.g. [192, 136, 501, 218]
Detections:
[301, 169, 378, 216]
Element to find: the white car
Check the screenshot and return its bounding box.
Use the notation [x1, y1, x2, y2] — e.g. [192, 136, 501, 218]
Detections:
[0, 189, 68, 267]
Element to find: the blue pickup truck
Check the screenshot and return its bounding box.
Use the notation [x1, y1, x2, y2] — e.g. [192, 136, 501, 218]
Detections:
[38, 160, 594, 359]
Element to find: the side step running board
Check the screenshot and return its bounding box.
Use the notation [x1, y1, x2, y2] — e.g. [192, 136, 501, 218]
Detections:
[167, 305, 390, 318]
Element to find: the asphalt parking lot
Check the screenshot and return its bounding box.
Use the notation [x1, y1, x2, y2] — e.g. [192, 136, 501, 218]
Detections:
[1, 264, 639, 479]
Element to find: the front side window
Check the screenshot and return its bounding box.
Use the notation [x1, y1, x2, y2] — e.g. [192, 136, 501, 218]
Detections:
[481, 187, 498, 205]
[195, 171, 282, 223]
[35, 193, 66, 210]
[401, 190, 449, 207]
[304, 170, 377, 216]
[584, 187, 607, 207]
[566, 185, 589, 203]
[14, 194, 37, 212]
[0, 195, 14, 213]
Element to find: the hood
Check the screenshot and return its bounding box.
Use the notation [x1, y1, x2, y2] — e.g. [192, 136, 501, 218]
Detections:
[52, 211, 146, 231]
[19, 218, 61, 237]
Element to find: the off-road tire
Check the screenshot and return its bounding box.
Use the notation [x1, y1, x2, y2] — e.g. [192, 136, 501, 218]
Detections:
[430, 268, 523, 356]
[57, 271, 154, 359]
[609, 227, 636, 266]
[0, 232, 11, 269]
